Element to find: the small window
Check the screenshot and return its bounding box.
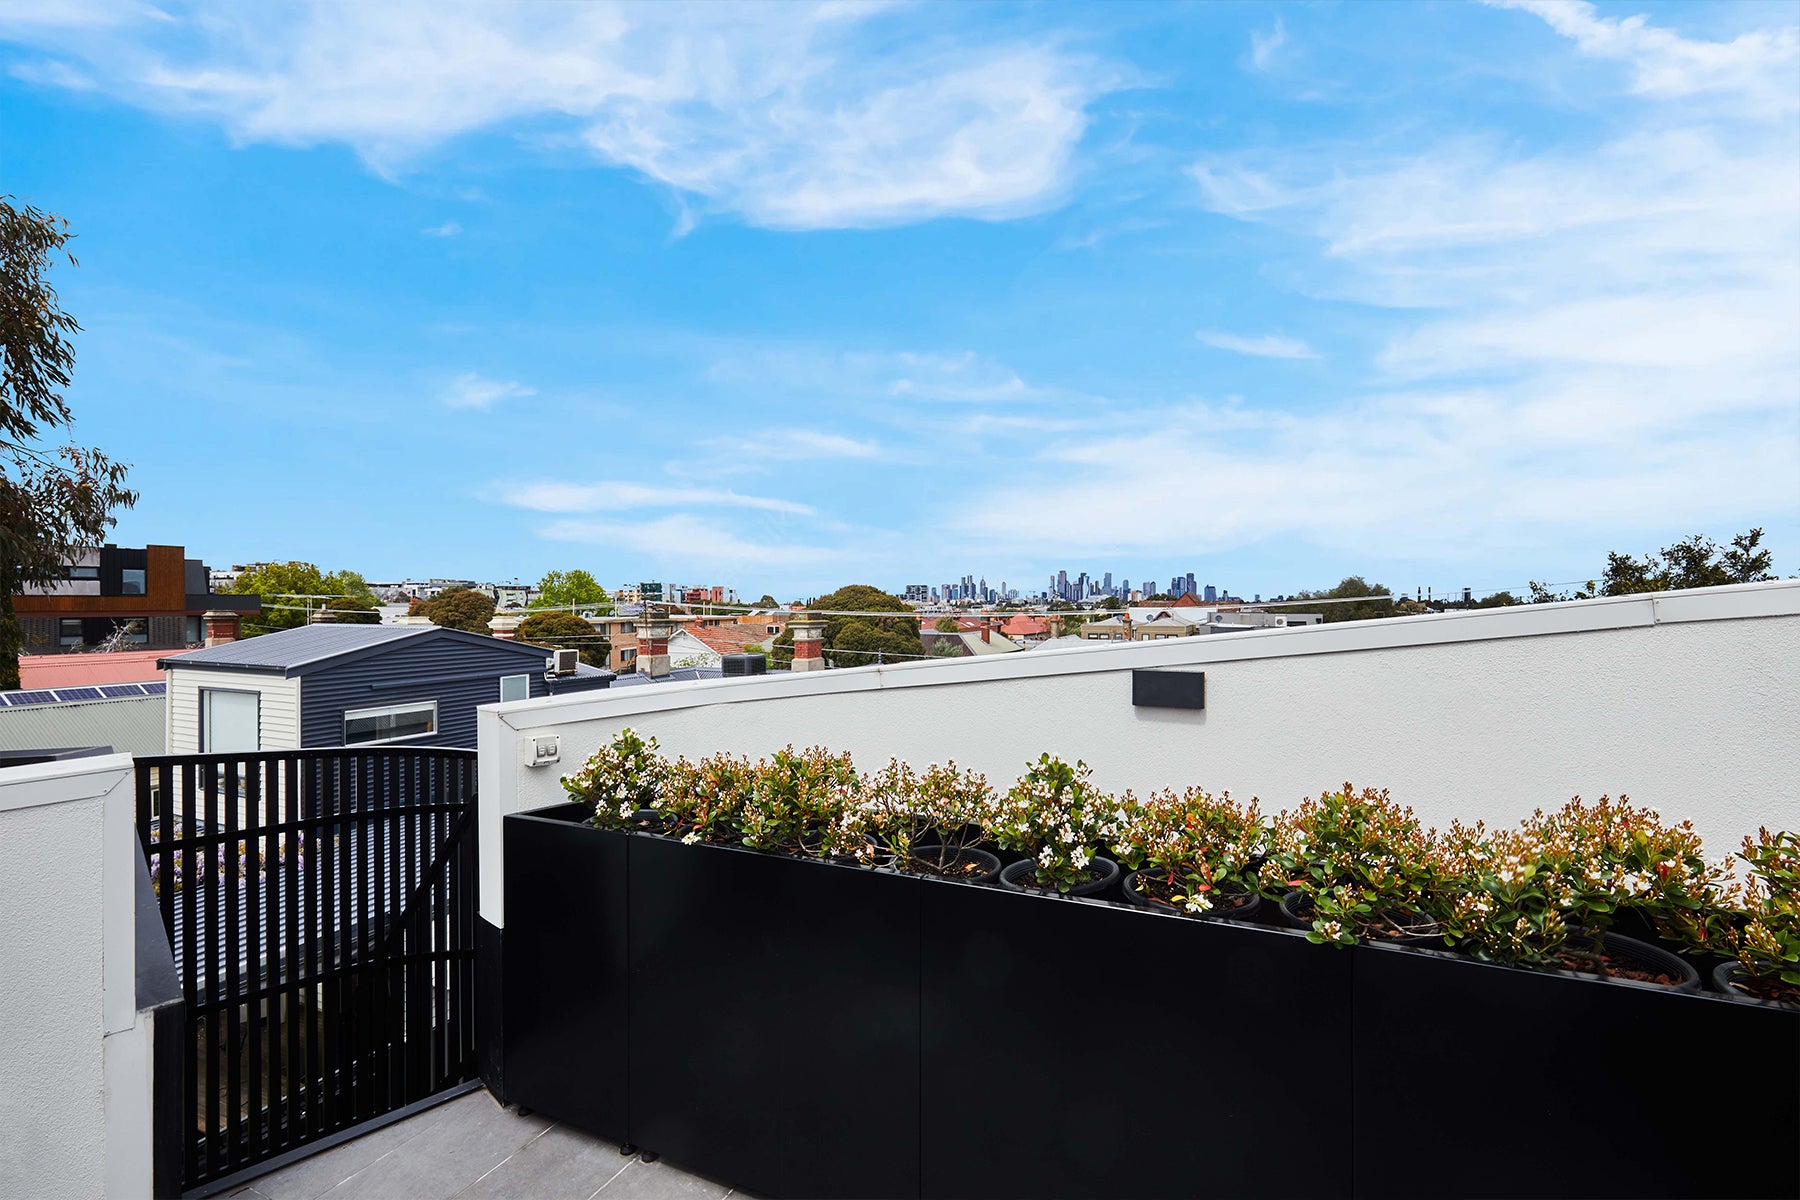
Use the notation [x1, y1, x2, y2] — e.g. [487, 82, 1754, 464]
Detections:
[202, 689, 259, 752]
[59, 618, 83, 646]
[120, 568, 146, 596]
[67, 565, 99, 581]
[343, 701, 437, 746]
[499, 674, 529, 703]
[186, 616, 203, 644]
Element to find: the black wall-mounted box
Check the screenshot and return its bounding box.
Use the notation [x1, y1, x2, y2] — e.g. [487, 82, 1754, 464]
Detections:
[1132, 669, 1205, 710]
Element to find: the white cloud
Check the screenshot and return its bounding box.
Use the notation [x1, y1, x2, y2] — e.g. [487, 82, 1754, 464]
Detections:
[1485, 0, 1800, 114]
[498, 480, 814, 517]
[706, 346, 1039, 405]
[421, 220, 461, 237]
[537, 512, 835, 567]
[3, 2, 1117, 229]
[1248, 19, 1287, 72]
[442, 372, 534, 409]
[710, 429, 880, 462]
[1195, 330, 1317, 360]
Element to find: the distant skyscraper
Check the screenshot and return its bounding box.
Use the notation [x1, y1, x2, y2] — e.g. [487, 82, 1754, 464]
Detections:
[1185, 573, 1197, 598]
[1204, 584, 1217, 603]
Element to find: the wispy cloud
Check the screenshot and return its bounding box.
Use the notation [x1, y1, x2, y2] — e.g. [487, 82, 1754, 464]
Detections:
[1484, 0, 1800, 114]
[1248, 20, 1287, 72]
[498, 480, 814, 517]
[537, 513, 835, 567]
[442, 372, 533, 410]
[1195, 330, 1317, 360]
[705, 346, 1040, 406]
[708, 429, 880, 462]
[421, 220, 461, 238]
[3, 3, 1121, 230]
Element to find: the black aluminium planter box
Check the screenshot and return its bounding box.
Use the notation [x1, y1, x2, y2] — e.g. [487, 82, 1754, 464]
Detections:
[500, 805, 1800, 1200]
[502, 806, 630, 1143]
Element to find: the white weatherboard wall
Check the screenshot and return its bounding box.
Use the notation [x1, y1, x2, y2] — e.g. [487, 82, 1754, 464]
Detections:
[0, 755, 152, 1200]
[478, 582, 1800, 929]
[165, 667, 301, 753]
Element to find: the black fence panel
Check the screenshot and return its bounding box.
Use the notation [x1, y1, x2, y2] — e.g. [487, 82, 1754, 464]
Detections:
[135, 748, 480, 1193]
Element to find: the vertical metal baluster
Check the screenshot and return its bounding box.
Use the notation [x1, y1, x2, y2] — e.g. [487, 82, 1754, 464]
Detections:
[323, 755, 343, 1135]
[245, 757, 265, 1165]
[222, 757, 244, 1171]
[181, 761, 200, 1185]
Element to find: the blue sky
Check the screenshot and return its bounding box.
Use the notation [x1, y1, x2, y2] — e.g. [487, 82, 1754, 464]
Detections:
[2, 0, 1796, 600]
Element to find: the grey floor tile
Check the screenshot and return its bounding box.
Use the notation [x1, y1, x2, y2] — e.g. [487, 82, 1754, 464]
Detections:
[313, 1093, 552, 1200]
[247, 1115, 434, 1200]
[454, 1123, 632, 1200]
[595, 1159, 732, 1200]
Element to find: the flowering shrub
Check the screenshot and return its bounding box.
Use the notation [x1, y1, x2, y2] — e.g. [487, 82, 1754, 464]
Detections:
[1112, 787, 1264, 915]
[561, 728, 672, 830]
[660, 752, 759, 846]
[738, 746, 862, 857]
[1724, 828, 1800, 999]
[1438, 820, 1573, 966]
[984, 754, 1132, 892]
[1262, 785, 1444, 945]
[856, 759, 994, 875]
[148, 824, 312, 896]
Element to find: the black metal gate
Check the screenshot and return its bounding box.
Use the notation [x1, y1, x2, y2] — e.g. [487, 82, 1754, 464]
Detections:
[135, 748, 480, 1194]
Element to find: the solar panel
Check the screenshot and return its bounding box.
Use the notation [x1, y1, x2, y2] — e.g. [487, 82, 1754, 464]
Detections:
[100, 684, 148, 698]
[143, 681, 167, 695]
[7, 690, 56, 706]
[55, 687, 103, 702]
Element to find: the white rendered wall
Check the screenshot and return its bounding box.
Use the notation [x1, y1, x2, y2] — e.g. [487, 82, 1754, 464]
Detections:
[0, 755, 152, 1200]
[165, 668, 301, 753]
[478, 581, 1800, 928]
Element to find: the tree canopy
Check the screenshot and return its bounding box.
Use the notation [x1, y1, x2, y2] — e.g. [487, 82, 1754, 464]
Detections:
[1292, 576, 1394, 623]
[769, 584, 924, 668]
[233, 562, 378, 636]
[1, 198, 138, 687]
[933, 616, 960, 633]
[1601, 529, 1775, 596]
[517, 610, 608, 667]
[755, 594, 779, 607]
[322, 596, 380, 624]
[529, 569, 611, 613]
[412, 586, 496, 635]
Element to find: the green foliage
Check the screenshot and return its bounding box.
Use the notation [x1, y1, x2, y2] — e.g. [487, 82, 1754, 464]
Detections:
[234, 562, 378, 636]
[1111, 787, 1265, 916]
[322, 596, 379, 624]
[0, 197, 138, 688]
[516, 609, 607, 667]
[414, 586, 496, 634]
[854, 759, 995, 875]
[755, 594, 779, 607]
[985, 755, 1129, 892]
[1528, 580, 1597, 604]
[1263, 785, 1443, 945]
[1292, 576, 1394, 623]
[1602, 528, 1775, 596]
[562, 729, 671, 829]
[1142, 593, 1176, 602]
[933, 616, 959, 632]
[1726, 829, 1800, 992]
[768, 584, 924, 667]
[928, 637, 966, 657]
[529, 569, 611, 613]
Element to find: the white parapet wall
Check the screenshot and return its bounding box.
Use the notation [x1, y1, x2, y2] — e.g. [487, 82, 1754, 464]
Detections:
[0, 754, 153, 1200]
[478, 581, 1800, 929]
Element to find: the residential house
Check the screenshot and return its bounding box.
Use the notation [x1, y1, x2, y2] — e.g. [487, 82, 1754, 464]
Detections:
[13, 542, 258, 653]
[160, 624, 613, 753]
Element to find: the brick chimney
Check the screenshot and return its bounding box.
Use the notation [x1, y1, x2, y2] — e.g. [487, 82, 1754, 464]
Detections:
[789, 614, 826, 673]
[202, 610, 240, 646]
[980, 617, 991, 644]
[637, 607, 674, 678]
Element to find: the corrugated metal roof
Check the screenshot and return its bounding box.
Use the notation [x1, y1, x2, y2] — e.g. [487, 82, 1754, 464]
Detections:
[0, 694, 165, 756]
[163, 623, 431, 672]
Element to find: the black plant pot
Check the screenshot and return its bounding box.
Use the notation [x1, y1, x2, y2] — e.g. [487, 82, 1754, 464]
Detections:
[1122, 869, 1262, 921]
[1710, 960, 1799, 1008]
[896, 843, 1003, 885]
[999, 855, 1119, 897]
[1279, 891, 1441, 945]
[1563, 930, 1701, 993]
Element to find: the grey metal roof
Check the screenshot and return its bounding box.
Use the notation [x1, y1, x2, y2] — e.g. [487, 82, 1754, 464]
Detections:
[609, 666, 726, 688]
[162, 623, 566, 677]
[163, 623, 431, 672]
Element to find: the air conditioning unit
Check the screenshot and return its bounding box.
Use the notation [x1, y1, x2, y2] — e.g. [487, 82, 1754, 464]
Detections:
[547, 648, 580, 676]
[721, 652, 767, 677]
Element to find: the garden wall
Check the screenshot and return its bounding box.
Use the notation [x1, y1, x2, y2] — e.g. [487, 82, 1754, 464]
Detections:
[478, 580, 1800, 929]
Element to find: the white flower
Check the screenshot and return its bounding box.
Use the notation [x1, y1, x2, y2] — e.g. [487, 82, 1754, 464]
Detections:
[681, 832, 701, 846]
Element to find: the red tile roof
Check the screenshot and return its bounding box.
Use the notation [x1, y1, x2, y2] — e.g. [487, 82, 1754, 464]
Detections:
[685, 624, 766, 656]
